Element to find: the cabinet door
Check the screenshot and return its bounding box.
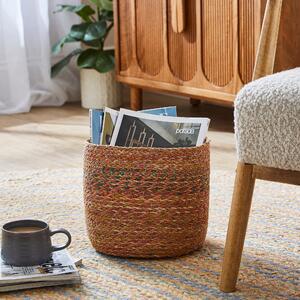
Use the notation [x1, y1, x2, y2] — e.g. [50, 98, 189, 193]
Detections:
[115, 0, 264, 103]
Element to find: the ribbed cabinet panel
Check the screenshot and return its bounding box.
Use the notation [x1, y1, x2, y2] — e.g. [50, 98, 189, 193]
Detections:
[167, 0, 197, 81]
[118, 0, 132, 71]
[201, 0, 234, 87]
[238, 0, 256, 83]
[135, 0, 164, 76]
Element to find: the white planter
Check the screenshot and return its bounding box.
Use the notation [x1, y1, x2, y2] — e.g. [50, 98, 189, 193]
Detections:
[80, 69, 121, 109]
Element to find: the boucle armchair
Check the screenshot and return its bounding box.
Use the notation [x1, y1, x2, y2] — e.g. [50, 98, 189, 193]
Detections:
[220, 68, 300, 292]
[220, 0, 300, 293]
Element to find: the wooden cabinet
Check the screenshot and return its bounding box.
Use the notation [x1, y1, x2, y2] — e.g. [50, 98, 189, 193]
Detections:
[114, 0, 300, 109]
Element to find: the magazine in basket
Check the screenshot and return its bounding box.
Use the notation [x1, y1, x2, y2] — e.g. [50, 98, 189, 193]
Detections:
[110, 109, 210, 148]
[99, 106, 177, 145]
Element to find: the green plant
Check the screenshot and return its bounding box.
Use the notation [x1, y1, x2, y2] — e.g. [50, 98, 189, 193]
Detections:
[51, 0, 114, 78]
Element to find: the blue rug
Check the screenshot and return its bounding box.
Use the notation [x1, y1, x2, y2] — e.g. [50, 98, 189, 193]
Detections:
[0, 168, 299, 299]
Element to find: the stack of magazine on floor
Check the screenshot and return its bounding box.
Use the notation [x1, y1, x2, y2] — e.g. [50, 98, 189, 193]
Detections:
[90, 106, 210, 147]
[0, 250, 81, 292]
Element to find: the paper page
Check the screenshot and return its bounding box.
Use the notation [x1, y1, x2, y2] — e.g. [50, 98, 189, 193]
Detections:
[0, 250, 77, 284]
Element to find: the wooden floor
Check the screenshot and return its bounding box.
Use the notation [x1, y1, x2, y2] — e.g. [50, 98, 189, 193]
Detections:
[0, 92, 236, 172]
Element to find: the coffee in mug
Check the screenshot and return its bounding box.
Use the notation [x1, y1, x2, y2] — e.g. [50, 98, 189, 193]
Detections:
[1, 219, 72, 266]
[8, 226, 43, 233]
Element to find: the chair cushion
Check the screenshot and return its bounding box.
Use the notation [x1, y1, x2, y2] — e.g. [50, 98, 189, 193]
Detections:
[235, 68, 300, 171]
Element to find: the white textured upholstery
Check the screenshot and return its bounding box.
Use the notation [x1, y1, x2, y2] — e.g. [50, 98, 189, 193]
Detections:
[235, 68, 300, 171]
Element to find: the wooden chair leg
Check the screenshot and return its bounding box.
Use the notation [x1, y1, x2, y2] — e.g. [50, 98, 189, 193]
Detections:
[220, 162, 256, 292]
[130, 87, 143, 111]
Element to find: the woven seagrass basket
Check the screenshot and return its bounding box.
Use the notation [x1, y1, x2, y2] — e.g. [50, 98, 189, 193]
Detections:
[83, 142, 210, 258]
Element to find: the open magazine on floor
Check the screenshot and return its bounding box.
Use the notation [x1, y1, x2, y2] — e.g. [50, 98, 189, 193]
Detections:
[110, 108, 210, 148]
[0, 249, 81, 292]
[99, 106, 177, 145]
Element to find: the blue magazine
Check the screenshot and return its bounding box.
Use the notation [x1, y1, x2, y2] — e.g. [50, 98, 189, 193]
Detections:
[142, 106, 177, 116]
[89, 109, 104, 144]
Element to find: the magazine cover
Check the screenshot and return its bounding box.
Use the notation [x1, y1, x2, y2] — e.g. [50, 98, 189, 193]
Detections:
[100, 107, 119, 145]
[100, 107, 177, 145]
[142, 106, 177, 116]
[110, 109, 210, 148]
[89, 109, 104, 144]
[0, 249, 77, 284]
[0, 276, 81, 292]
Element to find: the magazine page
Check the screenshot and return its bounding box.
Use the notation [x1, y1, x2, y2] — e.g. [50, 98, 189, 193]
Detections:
[110, 109, 210, 148]
[0, 250, 77, 284]
[142, 106, 177, 116]
[100, 107, 178, 145]
[89, 109, 92, 142]
[100, 108, 119, 145]
[0, 277, 81, 292]
[90, 109, 104, 144]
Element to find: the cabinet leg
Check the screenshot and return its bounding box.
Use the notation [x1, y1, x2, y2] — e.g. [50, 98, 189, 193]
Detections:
[190, 98, 200, 106]
[220, 162, 255, 292]
[130, 87, 143, 111]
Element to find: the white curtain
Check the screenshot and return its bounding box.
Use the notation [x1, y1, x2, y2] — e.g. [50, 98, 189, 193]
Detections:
[0, 0, 81, 115]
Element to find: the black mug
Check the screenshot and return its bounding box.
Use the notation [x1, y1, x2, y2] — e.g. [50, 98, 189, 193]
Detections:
[1, 220, 71, 266]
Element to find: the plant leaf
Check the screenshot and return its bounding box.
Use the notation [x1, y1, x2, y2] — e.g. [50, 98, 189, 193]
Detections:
[69, 23, 90, 40]
[51, 49, 82, 78]
[89, 0, 101, 7]
[77, 49, 98, 68]
[99, 0, 113, 11]
[94, 50, 114, 73]
[51, 35, 78, 55]
[55, 4, 95, 22]
[83, 40, 102, 48]
[84, 21, 106, 42]
[77, 49, 114, 73]
[101, 10, 113, 22]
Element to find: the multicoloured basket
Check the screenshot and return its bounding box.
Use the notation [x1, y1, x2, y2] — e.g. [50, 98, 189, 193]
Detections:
[83, 142, 210, 258]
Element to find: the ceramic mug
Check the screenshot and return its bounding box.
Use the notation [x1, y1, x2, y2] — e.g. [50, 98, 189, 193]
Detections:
[1, 219, 71, 266]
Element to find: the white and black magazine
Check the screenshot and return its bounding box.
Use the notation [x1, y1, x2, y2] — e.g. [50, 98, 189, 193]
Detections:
[110, 109, 210, 148]
[0, 250, 81, 292]
[100, 106, 178, 146]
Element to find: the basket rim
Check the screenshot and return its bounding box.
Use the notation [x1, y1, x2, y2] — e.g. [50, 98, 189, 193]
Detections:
[86, 140, 210, 152]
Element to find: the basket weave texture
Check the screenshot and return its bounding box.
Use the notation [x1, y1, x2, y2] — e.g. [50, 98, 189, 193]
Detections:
[83, 142, 210, 258]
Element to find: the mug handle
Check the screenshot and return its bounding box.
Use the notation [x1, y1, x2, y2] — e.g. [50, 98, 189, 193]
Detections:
[50, 229, 72, 252]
